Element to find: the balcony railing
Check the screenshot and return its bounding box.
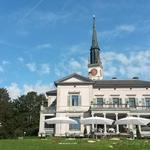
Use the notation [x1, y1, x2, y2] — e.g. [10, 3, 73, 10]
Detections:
[41, 106, 56, 114]
[91, 104, 150, 111]
[44, 128, 54, 134]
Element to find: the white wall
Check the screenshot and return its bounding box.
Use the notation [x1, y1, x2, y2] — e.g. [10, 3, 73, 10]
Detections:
[56, 85, 93, 112]
[93, 87, 150, 106]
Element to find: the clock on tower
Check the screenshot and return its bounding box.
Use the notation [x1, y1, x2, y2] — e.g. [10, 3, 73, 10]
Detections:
[91, 68, 97, 76]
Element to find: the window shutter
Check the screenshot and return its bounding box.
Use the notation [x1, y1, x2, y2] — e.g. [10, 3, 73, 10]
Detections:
[68, 95, 70, 106]
[109, 98, 112, 104]
[93, 98, 96, 104]
[142, 98, 145, 105]
[125, 98, 128, 104]
[135, 98, 138, 106]
[119, 98, 122, 105]
[103, 98, 105, 104]
[78, 95, 81, 106]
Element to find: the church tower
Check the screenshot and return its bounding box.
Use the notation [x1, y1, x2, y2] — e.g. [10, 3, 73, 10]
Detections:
[88, 16, 103, 80]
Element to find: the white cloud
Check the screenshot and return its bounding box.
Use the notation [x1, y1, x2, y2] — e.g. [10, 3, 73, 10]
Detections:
[40, 64, 51, 74]
[69, 58, 82, 69]
[7, 83, 21, 99]
[18, 57, 24, 63]
[104, 66, 118, 77]
[54, 45, 150, 80]
[2, 60, 9, 65]
[26, 62, 51, 75]
[26, 63, 37, 72]
[53, 43, 88, 77]
[69, 44, 86, 53]
[0, 65, 4, 72]
[33, 11, 71, 24]
[17, 10, 72, 26]
[18, 0, 45, 23]
[17, 30, 29, 36]
[0, 40, 11, 47]
[101, 24, 135, 39]
[36, 43, 52, 50]
[103, 50, 150, 79]
[116, 25, 135, 33]
[54, 56, 88, 78]
[23, 82, 52, 95]
[0, 79, 3, 83]
[102, 52, 129, 65]
[6, 82, 53, 99]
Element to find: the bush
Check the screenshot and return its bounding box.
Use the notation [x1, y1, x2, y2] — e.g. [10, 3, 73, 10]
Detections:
[0, 128, 8, 139]
[14, 128, 23, 137]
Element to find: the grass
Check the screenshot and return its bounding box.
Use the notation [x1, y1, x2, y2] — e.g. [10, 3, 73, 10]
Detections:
[0, 138, 150, 150]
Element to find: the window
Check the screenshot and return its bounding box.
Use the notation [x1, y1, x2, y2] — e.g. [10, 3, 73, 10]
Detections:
[112, 98, 121, 106]
[68, 95, 81, 106]
[69, 117, 80, 131]
[96, 98, 103, 106]
[72, 95, 79, 106]
[145, 98, 150, 107]
[129, 98, 136, 107]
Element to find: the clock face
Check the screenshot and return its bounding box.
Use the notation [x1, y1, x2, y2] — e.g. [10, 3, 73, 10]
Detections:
[91, 68, 97, 76]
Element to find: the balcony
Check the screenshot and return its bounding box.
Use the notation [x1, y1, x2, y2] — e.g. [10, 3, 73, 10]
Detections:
[41, 106, 56, 114]
[91, 104, 150, 112]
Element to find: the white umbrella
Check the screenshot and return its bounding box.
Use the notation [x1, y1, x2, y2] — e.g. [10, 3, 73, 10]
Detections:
[115, 116, 150, 139]
[45, 117, 77, 136]
[80, 117, 114, 138]
[45, 117, 77, 124]
[80, 116, 114, 125]
[115, 116, 150, 125]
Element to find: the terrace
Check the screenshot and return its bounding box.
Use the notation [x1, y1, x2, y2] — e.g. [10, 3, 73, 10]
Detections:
[91, 104, 150, 112]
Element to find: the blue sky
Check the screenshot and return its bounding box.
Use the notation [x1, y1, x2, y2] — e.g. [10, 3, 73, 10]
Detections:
[0, 0, 150, 98]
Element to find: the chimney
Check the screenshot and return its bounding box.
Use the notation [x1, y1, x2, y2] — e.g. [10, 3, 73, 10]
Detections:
[132, 77, 139, 80]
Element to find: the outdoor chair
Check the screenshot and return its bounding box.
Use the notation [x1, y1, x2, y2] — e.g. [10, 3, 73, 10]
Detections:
[108, 128, 115, 133]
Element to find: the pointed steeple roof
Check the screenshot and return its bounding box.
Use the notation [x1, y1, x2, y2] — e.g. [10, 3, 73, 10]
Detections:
[91, 15, 100, 49]
[89, 15, 102, 66]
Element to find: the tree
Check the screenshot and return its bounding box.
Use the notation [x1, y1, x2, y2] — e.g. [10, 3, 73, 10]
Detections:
[13, 92, 47, 136]
[0, 88, 14, 139]
[0, 89, 47, 138]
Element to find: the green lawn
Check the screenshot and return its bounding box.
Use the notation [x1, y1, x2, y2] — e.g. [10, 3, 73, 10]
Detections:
[0, 138, 150, 150]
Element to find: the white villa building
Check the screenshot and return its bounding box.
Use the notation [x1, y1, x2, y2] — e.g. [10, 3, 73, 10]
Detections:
[39, 17, 150, 137]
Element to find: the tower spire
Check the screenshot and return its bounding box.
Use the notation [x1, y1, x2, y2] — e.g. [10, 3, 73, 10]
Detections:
[91, 15, 99, 49]
[88, 16, 103, 80]
[89, 15, 101, 65]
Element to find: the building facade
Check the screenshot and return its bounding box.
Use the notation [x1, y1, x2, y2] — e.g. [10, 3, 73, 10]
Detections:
[39, 17, 150, 137]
